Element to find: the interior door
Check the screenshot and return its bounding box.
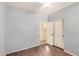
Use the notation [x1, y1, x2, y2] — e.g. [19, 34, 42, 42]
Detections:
[46, 21, 54, 45]
[54, 20, 64, 49]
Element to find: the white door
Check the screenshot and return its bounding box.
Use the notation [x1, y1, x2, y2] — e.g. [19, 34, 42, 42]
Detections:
[54, 20, 64, 49]
[46, 22, 54, 45]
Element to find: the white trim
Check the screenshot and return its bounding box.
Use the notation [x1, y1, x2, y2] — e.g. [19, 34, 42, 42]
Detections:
[0, 51, 6, 56]
[6, 44, 40, 55]
[64, 50, 77, 56]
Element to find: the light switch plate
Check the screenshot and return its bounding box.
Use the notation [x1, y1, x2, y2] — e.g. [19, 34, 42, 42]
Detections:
[77, 49, 79, 52]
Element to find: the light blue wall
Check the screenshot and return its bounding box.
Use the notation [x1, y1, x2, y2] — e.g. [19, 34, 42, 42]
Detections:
[0, 3, 5, 54]
[5, 6, 40, 52]
[48, 3, 79, 55]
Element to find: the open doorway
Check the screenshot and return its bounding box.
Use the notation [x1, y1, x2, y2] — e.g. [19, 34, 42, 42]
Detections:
[39, 21, 46, 45]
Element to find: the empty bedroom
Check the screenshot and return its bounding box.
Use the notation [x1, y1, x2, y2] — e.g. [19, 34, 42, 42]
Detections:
[0, 2, 79, 56]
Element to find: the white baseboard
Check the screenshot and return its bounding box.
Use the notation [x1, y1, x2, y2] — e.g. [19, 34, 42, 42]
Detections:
[0, 51, 6, 56]
[64, 50, 77, 56]
[6, 44, 40, 55]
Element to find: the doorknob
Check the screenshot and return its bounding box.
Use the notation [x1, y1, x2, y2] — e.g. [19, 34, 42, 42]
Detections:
[62, 35, 64, 37]
[51, 34, 54, 36]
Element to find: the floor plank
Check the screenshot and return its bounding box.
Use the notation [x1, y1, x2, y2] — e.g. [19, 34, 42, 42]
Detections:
[7, 44, 72, 56]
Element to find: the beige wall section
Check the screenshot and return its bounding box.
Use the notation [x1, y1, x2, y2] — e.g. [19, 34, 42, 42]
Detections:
[39, 21, 46, 45]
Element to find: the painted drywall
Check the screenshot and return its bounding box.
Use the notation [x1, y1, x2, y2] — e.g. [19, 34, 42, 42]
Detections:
[5, 6, 40, 53]
[0, 3, 5, 55]
[48, 3, 79, 55]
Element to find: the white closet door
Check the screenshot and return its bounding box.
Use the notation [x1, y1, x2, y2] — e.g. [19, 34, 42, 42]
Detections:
[46, 22, 54, 45]
[54, 20, 64, 49]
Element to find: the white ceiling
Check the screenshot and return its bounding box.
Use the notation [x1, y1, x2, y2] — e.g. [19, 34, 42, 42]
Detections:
[37, 2, 75, 15]
[6, 2, 43, 13]
[5, 2, 75, 15]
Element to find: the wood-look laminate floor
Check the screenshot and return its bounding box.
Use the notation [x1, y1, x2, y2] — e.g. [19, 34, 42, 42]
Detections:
[7, 44, 72, 56]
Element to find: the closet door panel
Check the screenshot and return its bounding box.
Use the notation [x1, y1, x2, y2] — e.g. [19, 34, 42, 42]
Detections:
[46, 22, 54, 45]
[54, 20, 64, 49]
